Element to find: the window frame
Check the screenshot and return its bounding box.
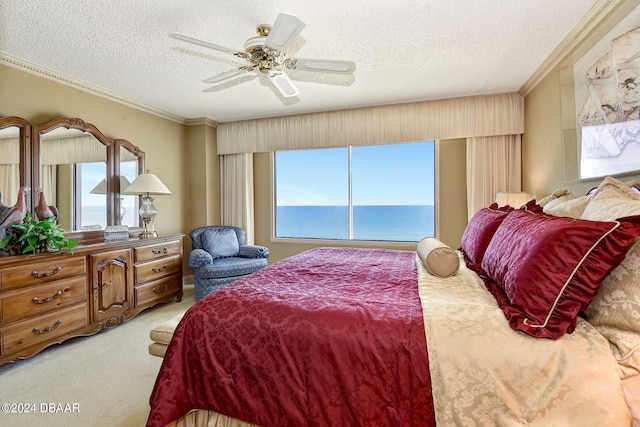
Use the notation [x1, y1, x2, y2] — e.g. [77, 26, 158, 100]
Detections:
[271, 141, 437, 244]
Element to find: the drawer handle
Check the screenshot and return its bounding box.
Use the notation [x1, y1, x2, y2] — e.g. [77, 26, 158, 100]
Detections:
[33, 319, 63, 335]
[152, 284, 169, 294]
[152, 247, 169, 255]
[31, 266, 62, 278]
[32, 290, 63, 304]
[152, 264, 168, 273]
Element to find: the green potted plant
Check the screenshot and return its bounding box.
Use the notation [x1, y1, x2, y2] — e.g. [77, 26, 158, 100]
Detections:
[0, 212, 78, 255]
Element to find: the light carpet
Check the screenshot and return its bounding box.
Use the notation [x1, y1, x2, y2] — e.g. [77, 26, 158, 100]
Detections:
[0, 283, 196, 427]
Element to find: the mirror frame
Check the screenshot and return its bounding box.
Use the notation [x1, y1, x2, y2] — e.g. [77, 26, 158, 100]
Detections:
[114, 138, 145, 228]
[33, 117, 115, 233]
[0, 116, 32, 212]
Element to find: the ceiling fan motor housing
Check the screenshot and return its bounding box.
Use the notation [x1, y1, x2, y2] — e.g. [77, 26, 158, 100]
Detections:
[244, 24, 289, 73]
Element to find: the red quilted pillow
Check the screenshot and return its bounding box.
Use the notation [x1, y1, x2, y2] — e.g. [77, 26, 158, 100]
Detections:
[481, 209, 640, 339]
[460, 203, 512, 265]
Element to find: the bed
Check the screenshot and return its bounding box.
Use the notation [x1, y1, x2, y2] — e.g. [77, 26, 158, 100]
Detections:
[147, 175, 640, 427]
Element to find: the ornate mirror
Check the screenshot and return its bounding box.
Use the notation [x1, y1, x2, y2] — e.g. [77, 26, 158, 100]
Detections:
[33, 118, 113, 231]
[0, 116, 31, 213]
[115, 138, 145, 228]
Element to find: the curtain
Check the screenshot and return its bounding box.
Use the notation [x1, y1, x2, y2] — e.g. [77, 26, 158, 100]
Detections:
[41, 135, 106, 164]
[0, 138, 20, 203]
[217, 92, 524, 154]
[41, 165, 57, 207]
[0, 165, 19, 204]
[0, 138, 20, 164]
[220, 153, 255, 244]
[466, 135, 522, 219]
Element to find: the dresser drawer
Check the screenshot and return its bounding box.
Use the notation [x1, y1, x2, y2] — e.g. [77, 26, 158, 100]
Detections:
[0, 256, 86, 290]
[134, 240, 182, 263]
[135, 256, 181, 284]
[135, 275, 181, 307]
[1, 303, 89, 355]
[1, 277, 87, 323]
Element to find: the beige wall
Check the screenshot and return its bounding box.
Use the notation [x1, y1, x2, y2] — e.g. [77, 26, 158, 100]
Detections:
[437, 138, 467, 248]
[185, 124, 220, 230]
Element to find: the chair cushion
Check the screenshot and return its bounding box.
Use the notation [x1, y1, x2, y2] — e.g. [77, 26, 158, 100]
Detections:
[201, 228, 239, 258]
[197, 256, 268, 279]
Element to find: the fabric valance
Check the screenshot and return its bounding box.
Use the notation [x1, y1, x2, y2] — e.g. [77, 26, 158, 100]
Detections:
[40, 135, 106, 165]
[0, 138, 20, 164]
[217, 92, 524, 154]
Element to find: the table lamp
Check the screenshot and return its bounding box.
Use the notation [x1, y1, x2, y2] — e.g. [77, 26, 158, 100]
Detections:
[495, 191, 531, 208]
[122, 171, 171, 238]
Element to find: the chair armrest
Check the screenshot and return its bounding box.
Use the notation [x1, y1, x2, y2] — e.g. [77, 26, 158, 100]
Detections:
[189, 248, 214, 268]
[238, 245, 270, 259]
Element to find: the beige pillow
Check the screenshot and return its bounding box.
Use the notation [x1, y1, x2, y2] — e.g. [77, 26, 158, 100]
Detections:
[586, 239, 640, 379]
[581, 176, 640, 221]
[622, 374, 640, 423]
[416, 238, 459, 278]
[538, 188, 574, 208]
[583, 176, 640, 378]
[543, 195, 591, 218]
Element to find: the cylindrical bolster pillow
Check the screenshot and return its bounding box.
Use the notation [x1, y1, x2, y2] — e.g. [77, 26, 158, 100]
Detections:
[417, 237, 460, 278]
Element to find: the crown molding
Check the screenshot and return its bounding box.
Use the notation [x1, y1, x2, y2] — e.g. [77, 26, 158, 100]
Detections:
[0, 52, 188, 124]
[184, 117, 219, 127]
[519, 0, 625, 97]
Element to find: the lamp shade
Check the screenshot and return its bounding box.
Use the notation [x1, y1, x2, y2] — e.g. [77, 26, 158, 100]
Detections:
[123, 172, 171, 195]
[90, 176, 132, 194]
[495, 191, 531, 208]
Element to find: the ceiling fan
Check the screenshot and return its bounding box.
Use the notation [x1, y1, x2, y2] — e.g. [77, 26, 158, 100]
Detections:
[170, 13, 356, 100]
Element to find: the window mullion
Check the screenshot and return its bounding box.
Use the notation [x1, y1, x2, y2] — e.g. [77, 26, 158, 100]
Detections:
[348, 146, 353, 240]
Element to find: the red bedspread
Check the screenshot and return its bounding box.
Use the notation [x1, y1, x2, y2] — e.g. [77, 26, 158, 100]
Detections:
[147, 247, 434, 427]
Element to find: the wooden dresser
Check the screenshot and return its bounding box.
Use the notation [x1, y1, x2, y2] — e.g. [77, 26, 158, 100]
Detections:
[0, 234, 183, 365]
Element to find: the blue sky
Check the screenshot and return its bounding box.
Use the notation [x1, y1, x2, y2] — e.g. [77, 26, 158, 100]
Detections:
[276, 141, 435, 206]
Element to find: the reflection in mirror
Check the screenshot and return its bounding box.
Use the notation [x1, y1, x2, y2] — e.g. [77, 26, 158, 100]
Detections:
[0, 127, 22, 206]
[120, 161, 137, 227]
[116, 139, 144, 228]
[0, 117, 30, 214]
[39, 127, 108, 231]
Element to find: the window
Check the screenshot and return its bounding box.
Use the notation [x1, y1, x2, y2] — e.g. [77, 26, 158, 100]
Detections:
[78, 162, 107, 229]
[274, 141, 435, 242]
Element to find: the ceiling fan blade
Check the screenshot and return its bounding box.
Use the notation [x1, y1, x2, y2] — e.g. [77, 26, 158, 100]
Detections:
[170, 33, 241, 56]
[203, 73, 257, 93]
[265, 13, 305, 52]
[268, 72, 300, 98]
[202, 68, 249, 84]
[293, 58, 356, 74]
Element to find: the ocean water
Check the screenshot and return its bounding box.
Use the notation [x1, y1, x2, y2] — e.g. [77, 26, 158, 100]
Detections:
[276, 205, 435, 242]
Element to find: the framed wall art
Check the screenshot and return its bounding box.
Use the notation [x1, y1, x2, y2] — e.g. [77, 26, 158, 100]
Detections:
[561, 2, 640, 181]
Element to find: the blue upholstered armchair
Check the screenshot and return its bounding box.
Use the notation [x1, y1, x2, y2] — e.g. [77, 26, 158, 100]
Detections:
[190, 226, 270, 301]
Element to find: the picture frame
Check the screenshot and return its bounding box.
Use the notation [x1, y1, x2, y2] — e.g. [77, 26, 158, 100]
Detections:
[561, 1, 640, 182]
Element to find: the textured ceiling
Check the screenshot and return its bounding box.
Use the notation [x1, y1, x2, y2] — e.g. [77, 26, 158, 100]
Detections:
[0, 0, 602, 123]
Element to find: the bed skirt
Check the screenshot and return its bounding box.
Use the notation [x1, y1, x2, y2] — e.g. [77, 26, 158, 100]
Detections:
[166, 409, 259, 427]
